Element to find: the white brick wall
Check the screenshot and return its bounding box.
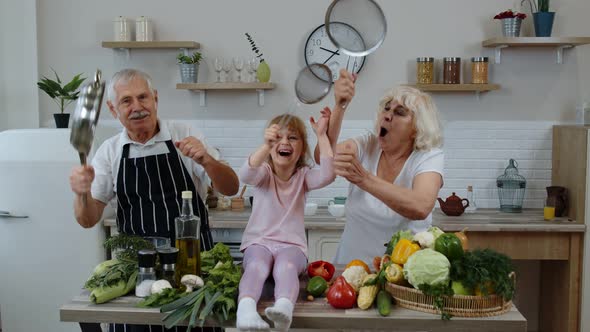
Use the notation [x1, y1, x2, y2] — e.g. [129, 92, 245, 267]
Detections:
[99, 119, 555, 209]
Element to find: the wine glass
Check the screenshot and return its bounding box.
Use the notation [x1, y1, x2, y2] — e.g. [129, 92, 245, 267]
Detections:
[222, 58, 232, 82]
[248, 57, 258, 82]
[213, 57, 223, 83]
[233, 57, 244, 83]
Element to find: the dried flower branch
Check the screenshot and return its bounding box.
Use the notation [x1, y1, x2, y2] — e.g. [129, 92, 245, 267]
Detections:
[245, 32, 265, 63]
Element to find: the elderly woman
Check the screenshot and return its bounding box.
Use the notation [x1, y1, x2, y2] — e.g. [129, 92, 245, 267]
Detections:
[316, 69, 444, 264]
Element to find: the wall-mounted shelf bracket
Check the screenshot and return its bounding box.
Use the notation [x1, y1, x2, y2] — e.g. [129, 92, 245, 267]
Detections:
[494, 45, 509, 64]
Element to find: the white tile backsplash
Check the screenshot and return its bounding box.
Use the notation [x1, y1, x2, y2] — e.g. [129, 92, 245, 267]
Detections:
[99, 119, 554, 208]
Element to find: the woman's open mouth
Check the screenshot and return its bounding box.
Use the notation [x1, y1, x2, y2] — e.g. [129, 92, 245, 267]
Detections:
[379, 127, 388, 137]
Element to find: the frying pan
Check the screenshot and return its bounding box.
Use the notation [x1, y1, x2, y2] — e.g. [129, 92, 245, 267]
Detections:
[70, 69, 105, 204]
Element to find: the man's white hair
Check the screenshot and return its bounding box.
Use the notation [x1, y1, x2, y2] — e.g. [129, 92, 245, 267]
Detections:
[107, 68, 154, 103]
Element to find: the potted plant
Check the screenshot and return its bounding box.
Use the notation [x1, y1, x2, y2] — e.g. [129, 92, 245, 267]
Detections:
[494, 9, 527, 37]
[177, 52, 202, 83]
[522, 0, 555, 37]
[37, 69, 86, 128]
[245, 32, 270, 83]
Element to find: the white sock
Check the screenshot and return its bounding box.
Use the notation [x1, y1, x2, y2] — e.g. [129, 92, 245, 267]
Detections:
[264, 297, 294, 332]
[236, 297, 270, 332]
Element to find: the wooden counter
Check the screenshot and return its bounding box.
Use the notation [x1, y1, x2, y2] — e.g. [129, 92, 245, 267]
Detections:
[61, 288, 527, 332]
[102, 208, 584, 331]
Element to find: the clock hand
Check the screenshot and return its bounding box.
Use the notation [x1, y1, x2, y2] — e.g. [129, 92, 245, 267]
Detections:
[323, 53, 338, 64]
[319, 47, 340, 56]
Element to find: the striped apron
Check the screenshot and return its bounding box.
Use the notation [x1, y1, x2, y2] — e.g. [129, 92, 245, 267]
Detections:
[110, 140, 219, 332]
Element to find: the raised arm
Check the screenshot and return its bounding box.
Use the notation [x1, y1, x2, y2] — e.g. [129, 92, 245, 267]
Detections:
[314, 69, 356, 163]
[175, 137, 239, 196]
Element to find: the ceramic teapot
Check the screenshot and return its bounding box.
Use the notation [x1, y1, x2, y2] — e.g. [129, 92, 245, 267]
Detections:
[437, 192, 470, 216]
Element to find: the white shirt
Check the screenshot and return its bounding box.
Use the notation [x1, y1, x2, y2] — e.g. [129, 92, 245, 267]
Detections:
[333, 133, 444, 264]
[91, 120, 215, 204]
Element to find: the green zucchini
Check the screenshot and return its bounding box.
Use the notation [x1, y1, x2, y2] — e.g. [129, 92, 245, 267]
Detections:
[377, 290, 393, 316]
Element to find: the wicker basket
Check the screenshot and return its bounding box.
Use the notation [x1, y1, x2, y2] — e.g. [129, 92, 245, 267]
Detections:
[384, 282, 513, 317]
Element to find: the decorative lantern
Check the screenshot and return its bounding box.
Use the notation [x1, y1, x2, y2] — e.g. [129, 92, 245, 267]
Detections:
[496, 159, 526, 213]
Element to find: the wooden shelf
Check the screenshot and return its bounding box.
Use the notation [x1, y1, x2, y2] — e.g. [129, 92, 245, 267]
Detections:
[407, 83, 501, 92]
[176, 82, 276, 90]
[481, 37, 590, 64]
[102, 41, 200, 49]
[482, 37, 590, 47]
[176, 82, 276, 106]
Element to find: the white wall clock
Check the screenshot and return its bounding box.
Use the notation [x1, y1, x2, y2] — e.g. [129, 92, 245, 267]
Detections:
[304, 23, 366, 81]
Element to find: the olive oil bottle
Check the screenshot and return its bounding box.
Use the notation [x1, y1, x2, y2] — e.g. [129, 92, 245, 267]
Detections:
[175, 191, 201, 283]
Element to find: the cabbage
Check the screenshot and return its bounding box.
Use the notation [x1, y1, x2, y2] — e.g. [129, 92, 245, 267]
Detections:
[403, 249, 450, 288]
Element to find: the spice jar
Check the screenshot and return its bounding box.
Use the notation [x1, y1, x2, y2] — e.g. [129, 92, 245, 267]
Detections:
[157, 247, 179, 288]
[471, 57, 489, 84]
[416, 57, 434, 84]
[136, 249, 157, 297]
[443, 57, 461, 84]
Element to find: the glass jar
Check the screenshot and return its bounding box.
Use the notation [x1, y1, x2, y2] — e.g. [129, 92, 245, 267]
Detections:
[416, 57, 434, 84]
[471, 57, 489, 84]
[443, 57, 461, 84]
[136, 249, 157, 297]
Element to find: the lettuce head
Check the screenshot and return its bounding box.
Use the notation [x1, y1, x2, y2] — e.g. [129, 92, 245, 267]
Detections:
[403, 249, 450, 288]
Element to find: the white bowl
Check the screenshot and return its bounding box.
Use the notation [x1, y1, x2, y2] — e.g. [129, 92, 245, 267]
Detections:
[304, 203, 318, 216]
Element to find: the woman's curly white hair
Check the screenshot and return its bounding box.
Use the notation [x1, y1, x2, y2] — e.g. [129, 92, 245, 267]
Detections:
[377, 86, 443, 151]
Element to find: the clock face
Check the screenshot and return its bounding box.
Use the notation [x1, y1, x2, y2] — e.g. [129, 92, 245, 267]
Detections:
[304, 23, 366, 81]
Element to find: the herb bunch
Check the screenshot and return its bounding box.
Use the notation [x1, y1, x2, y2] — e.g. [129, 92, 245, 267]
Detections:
[160, 243, 242, 329]
[103, 233, 155, 260]
[418, 283, 454, 320]
[450, 249, 515, 300]
[245, 32, 265, 63]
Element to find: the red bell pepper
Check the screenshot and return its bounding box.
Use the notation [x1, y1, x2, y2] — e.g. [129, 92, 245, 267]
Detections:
[327, 276, 357, 309]
[307, 260, 335, 282]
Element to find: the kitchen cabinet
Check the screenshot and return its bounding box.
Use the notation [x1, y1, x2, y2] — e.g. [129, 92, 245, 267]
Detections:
[307, 229, 342, 262]
[552, 125, 590, 332]
[481, 37, 590, 64]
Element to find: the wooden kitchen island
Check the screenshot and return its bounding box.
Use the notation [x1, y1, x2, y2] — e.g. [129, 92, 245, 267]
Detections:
[102, 208, 583, 332]
[61, 287, 527, 332]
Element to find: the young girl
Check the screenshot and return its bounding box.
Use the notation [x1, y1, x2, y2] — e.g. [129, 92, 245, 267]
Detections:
[236, 109, 335, 332]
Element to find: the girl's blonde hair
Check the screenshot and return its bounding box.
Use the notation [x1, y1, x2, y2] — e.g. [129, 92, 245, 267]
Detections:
[378, 86, 443, 151]
[267, 114, 311, 170]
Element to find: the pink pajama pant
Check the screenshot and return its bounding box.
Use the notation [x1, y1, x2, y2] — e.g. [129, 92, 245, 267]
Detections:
[238, 243, 307, 304]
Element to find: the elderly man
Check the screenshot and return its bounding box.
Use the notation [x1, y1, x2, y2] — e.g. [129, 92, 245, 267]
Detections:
[70, 69, 236, 331]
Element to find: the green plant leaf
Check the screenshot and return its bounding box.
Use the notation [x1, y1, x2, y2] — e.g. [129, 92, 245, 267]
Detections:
[51, 68, 62, 84]
[63, 73, 86, 93]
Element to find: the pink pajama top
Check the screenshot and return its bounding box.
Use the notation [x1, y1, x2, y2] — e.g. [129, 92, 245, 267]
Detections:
[238, 156, 335, 257]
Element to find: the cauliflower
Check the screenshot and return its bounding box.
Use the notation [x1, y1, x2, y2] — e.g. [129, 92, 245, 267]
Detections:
[341, 266, 368, 291]
[414, 231, 435, 248]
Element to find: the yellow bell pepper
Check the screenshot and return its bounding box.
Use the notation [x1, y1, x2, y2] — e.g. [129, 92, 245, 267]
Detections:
[391, 238, 420, 265]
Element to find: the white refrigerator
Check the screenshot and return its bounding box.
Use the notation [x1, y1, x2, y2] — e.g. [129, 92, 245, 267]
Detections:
[0, 129, 104, 332]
